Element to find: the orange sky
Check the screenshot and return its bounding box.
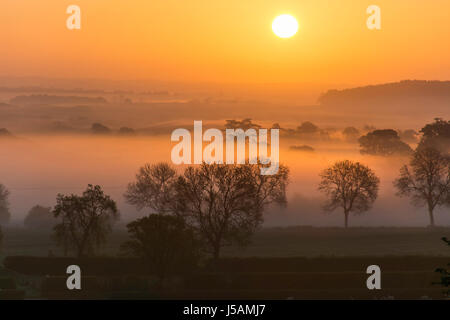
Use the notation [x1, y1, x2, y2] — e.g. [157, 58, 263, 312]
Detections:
[1, 0, 450, 87]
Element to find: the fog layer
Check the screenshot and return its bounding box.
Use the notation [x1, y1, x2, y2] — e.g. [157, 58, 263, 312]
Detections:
[1, 135, 448, 227]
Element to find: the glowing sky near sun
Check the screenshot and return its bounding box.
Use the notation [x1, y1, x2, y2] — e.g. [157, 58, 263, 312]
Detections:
[1, 0, 450, 86]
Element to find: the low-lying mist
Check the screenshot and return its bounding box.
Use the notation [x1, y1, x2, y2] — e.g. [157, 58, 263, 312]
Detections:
[1, 134, 448, 227]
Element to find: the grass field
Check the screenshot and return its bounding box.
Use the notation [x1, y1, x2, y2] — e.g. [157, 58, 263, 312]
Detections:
[1, 226, 449, 299]
[223, 226, 450, 257]
[1, 226, 450, 259]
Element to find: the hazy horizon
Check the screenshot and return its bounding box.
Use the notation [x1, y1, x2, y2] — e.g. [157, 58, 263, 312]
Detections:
[1, 0, 449, 228]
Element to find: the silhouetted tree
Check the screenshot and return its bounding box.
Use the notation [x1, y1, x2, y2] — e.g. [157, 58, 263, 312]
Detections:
[118, 127, 136, 135]
[289, 145, 315, 152]
[124, 163, 178, 215]
[0, 128, 12, 138]
[0, 184, 11, 225]
[318, 160, 380, 228]
[175, 163, 289, 260]
[297, 121, 319, 134]
[121, 214, 200, 284]
[394, 148, 450, 227]
[342, 127, 360, 142]
[91, 123, 111, 134]
[53, 185, 119, 257]
[24, 205, 55, 229]
[225, 119, 261, 130]
[225, 120, 241, 129]
[272, 123, 282, 130]
[418, 118, 450, 155]
[358, 129, 412, 156]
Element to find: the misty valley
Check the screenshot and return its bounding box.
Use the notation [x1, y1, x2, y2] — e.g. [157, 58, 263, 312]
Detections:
[0, 80, 449, 300]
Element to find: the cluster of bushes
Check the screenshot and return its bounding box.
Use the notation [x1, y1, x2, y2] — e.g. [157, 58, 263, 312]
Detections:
[91, 123, 136, 135]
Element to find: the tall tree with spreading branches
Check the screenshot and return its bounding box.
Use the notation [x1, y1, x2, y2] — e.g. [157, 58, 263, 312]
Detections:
[174, 163, 289, 260]
[124, 163, 178, 215]
[318, 160, 380, 228]
[53, 184, 119, 257]
[394, 148, 450, 227]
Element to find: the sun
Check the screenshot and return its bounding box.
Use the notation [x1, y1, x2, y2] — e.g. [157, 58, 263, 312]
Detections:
[272, 14, 298, 38]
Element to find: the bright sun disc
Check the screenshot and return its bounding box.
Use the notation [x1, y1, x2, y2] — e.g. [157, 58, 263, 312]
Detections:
[272, 14, 298, 38]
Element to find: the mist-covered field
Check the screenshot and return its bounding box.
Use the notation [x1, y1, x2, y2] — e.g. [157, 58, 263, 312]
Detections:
[0, 133, 447, 227]
[0, 131, 449, 227]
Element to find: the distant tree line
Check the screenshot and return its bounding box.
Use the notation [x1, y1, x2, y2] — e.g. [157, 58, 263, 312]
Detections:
[225, 119, 420, 155]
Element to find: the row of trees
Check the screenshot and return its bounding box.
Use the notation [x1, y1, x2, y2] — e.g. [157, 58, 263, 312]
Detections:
[319, 119, 450, 227]
[45, 146, 449, 265]
[356, 118, 449, 156]
[1, 204, 57, 229]
[124, 163, 289, 260]
[319, 147, 450, 228]
[33, 148, 446, 281]
[0, 119, 448, 264]
[45, 163, 289, 262]
[0, 185, 54, 227]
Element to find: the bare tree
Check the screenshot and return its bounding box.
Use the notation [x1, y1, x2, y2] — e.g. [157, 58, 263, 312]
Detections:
[53, 184, 119, 257]
[0, 184, 11, 225]
[394, 148, 450, 227]
[124, 163, 178, 215]
[318, 160, 380, 228]
[175, 163, 289, 260]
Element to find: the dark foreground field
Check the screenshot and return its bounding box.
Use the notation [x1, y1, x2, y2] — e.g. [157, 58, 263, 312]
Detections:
[1, 227, 449, 299]
[2, 226, 450, 258]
